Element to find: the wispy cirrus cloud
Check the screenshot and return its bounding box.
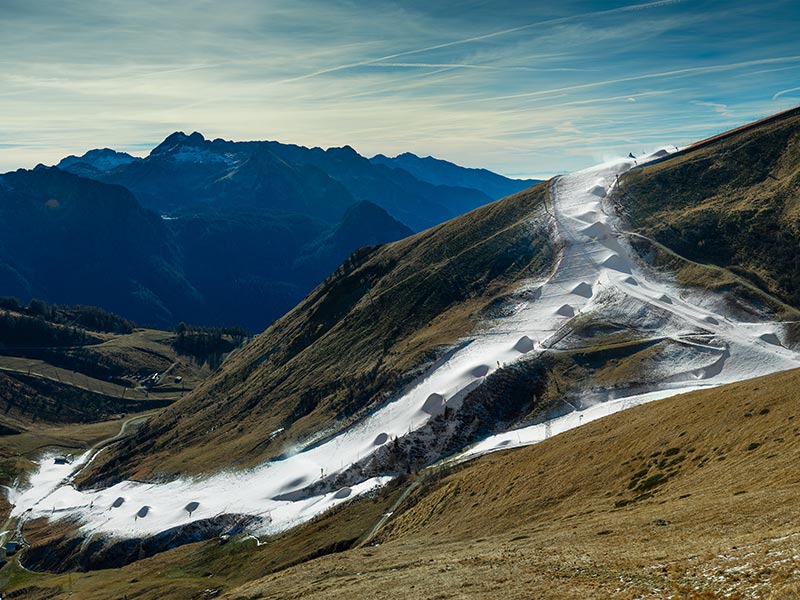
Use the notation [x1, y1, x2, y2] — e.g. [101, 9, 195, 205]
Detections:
[693, 100, 732, 116]
[1, 0, 798, 177]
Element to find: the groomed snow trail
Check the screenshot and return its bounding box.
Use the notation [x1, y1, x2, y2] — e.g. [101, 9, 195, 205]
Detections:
[8, 152, 800, 543]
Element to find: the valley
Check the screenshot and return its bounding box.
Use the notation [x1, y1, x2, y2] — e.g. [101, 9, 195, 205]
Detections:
[0, 303, 245, 555]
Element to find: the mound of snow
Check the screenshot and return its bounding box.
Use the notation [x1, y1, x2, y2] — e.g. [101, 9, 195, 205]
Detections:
[601, 254, 632, 274]
[759, 332, 782, 346]
[571, 282, 593, 298]
[334, 487, 352, 499]
[421, 393, 445, 416]
[576, 210, 600, 223]
[580, 222, 612, 240]
[556, 304, 576, 317]
[471, 364, 490, 377]
[513, 336, 535, 353]
[588, 184, 607, 197]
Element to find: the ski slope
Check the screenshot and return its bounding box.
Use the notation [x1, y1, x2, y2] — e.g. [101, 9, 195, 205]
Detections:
[8, 151, 800, 543]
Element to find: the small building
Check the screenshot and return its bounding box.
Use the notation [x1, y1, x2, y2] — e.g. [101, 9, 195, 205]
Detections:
[142, 372, 161, 387]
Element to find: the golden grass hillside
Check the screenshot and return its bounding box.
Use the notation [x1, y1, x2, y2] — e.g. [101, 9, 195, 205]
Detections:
[617, 104, 800, 310]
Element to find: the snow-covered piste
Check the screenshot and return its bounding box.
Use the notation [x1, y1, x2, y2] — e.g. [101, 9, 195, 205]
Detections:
[9, 150, 800, 541]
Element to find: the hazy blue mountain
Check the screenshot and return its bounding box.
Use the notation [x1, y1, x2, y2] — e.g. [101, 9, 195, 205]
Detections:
[0, 166, 204, 325]
[18, 132, 535, 328]
[292, 200, 414, 289]
[370, 152, 539, 200]
[57, 149, 141, 178]
[59, 132, 510, 231]
[0, 167, 415, 329]
[263, 142, 493, 231]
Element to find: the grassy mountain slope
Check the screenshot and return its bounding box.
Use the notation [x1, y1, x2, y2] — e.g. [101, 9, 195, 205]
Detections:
[7, 367, 800, 599]
[292, 200, 414, 289]
[616, 105, 800, 308]
[0, 310, 214, 432]
[79, 183, 557, 485]
[78, 106, 800, 485]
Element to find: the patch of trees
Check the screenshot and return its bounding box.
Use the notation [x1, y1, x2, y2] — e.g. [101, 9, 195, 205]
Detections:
[171, 323, 249, 367]
[0, 297, 135, 334]
[0, 312, 99, 348]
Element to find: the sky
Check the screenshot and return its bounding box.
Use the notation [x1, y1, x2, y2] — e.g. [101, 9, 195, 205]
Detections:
[1, 0, 799, 178]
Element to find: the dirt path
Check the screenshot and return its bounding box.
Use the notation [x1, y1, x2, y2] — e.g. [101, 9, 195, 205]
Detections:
[68, 412, 158, 483]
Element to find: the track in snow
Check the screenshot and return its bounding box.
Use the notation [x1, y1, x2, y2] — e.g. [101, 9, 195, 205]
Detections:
[8, 151, 800, 543]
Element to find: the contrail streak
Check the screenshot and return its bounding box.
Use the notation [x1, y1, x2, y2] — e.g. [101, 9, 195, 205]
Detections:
[773, 86, 800, 100]
[440, 56, 800, 105]
[273, 0, 689, 85]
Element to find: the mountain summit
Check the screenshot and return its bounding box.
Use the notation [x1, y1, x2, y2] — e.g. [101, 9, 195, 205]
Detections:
[56, 148, 140, 177]
[58, 132, 534, 231]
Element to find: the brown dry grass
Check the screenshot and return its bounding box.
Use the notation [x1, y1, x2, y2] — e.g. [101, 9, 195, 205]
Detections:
[617, 105, 800, 314]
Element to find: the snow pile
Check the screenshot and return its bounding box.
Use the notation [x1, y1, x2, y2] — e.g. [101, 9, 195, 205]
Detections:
[9, 149, 800, 543]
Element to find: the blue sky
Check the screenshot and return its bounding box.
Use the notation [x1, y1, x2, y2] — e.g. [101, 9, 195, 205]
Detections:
[1, 0, 798, 177]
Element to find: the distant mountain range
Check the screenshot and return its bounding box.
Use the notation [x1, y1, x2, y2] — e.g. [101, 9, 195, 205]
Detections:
[57, 132, 538, 231]
[370, 151, 536, 200]
[0, 133, 536, 329]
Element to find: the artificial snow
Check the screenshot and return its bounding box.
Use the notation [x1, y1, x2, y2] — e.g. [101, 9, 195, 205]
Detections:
[8, 149, 800, 543]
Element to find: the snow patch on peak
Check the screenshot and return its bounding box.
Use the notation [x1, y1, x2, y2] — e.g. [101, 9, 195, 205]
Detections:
[169, 145, 233, 164]
[58, 148, 139, 172]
